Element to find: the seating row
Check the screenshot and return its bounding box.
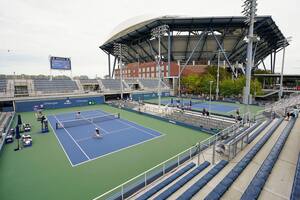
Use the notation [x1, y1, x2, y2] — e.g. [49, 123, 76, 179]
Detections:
[241, 117, 296, 200]
[247, 119, 273, 143]
[0, 79, 7, 92]
[228, 121, 263, 145]
[100, 79, 127, 91]
[33, 79, 78, 93]
[290, 152, 300, 200]
[154, 161, 210, 200]
[204, 118, 284, 200]
[223, 126, 250, 144]
[110, 149, 198, 200]
[139, 79, 167, 89]
[177, 160, 228, 200]
[137, 162, 196, 200]
[79, 79, 99, 84]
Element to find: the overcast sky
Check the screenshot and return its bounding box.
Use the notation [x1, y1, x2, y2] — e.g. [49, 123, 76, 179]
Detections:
[0, 0, 299, 78]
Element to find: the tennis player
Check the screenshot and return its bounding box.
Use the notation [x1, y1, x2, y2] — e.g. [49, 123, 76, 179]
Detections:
[76, 111, 81, 119]
[94, 128, 102, 139]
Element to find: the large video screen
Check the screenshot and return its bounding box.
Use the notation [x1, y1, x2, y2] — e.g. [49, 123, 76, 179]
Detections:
[50, 56, 71, 70]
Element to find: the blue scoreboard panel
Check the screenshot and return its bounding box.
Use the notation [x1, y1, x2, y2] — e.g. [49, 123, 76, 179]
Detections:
[50, 56, 71, 70]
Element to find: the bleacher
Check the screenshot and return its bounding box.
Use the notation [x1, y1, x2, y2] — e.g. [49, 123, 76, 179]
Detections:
[0, 78, 7, 93]
[139, 79, 167, 89]
[167, 110, 234, 131]
[246, 118, 273, 143]
[136, 162, 197, 200]
[33, 79, 79, 94]
[0, 112, 14, 144]
[130, 115, 294, 200]
[153, 161, 211, 200]
[125, 79, 139, 84]
[79, 79, 99, 84]
[291, 153, 300, 200]
[204, 118, 284, 199]
[241, 117, 297, 199]
[177, 160, 228, 200]
[100, 79, 127, 91]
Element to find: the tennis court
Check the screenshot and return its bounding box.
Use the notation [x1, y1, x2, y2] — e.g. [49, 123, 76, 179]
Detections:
[161, 99, 238, 113]
[47, 109, 163, 166]
[148, 97, 263, 115]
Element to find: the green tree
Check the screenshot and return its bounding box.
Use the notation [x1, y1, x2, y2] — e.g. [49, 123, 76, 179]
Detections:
[181, 74, 202, 94]
[220, 79, 235, 97]
[199, 74, 215, 94]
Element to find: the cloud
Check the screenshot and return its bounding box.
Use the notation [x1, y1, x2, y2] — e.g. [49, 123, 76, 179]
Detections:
[0, 0, 299, 77]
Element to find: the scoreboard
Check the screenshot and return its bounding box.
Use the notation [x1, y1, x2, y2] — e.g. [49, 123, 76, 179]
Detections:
[50, 56, 71, 70]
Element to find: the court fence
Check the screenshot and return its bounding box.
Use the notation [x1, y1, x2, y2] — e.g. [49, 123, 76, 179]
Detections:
[92, 119, 242, 200]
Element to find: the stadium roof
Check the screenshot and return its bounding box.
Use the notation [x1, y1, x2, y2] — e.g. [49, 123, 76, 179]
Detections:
[100, 15, 287, 70]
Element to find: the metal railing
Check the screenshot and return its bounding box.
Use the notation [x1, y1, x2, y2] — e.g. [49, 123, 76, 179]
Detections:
[92, 118, 242, 200]
[92, 145, 198, 200]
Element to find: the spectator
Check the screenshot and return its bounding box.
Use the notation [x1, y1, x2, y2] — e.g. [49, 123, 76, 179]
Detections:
[286, 112, 290, 121]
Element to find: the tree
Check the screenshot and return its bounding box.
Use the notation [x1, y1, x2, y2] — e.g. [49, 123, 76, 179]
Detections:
[199, 74, 215, 94]
[181, 74, 201, 94]
[220, 79, 235, 97]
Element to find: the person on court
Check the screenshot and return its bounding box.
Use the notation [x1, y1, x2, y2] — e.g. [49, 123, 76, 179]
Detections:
[76, 111, 81, 119]
[94, 128, 102, 139]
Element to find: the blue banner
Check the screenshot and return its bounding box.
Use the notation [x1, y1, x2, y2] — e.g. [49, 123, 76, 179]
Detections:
[15, 96, 104, 112]
[132, 92, 170, 100]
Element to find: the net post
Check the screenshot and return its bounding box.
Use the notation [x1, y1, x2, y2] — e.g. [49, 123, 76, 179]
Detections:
[118, 113, 120, 118]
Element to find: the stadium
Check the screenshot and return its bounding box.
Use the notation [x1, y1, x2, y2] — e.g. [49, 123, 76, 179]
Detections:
[0, 1, 300, 200]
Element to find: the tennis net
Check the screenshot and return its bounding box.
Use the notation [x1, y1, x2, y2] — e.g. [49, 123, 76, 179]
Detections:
[56, 113, 120, 129]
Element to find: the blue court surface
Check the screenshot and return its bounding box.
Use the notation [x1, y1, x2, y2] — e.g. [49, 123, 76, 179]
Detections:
[47, 110, 163, 166]
[161, 99, 238, 113]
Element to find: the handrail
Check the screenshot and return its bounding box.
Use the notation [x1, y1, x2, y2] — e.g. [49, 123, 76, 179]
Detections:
[92, 116, 242, 200]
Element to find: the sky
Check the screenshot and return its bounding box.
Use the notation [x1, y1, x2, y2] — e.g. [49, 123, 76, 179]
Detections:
[0, 0, 299, 78]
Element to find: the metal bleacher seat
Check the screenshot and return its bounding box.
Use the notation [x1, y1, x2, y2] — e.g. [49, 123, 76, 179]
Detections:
[204, 118, 284, 200]
[33, 79, 78, 94]
[79, 79, 99, 84]
[290, 152, 300, 200]
[177, 160, 228, 200]
[137, 162, 196, 200]
[241, 117, 297, 200]
[0, 78, 7, 93]
[153, 161, 210, 200]
[139, 79, 168, 89]
[247, 119, 273, 143]
[100, 79, 126, 91]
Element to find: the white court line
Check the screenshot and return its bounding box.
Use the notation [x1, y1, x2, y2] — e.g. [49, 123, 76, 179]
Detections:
[117, 119, 159, 137]
[54, 115, 91, 160]
[93, 109, 163, 138]
[80, 115, 109, 134]
[47, 115, 75, 167]
[72, 134, 165, 167]
[51, 109, 167, 167]
[76, 127, 134, 143]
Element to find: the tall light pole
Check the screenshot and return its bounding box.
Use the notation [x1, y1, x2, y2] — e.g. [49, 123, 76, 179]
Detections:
[242, 0, 258, 106]
[279, 37, 292, 100]
[216, 50, 220, 100]
[151, 25, 169, 107]
[209, 80, 213, 114]
[114, 43, 127, 100]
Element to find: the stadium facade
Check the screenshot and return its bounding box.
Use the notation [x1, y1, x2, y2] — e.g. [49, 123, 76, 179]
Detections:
[100, 15, 287, 79]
